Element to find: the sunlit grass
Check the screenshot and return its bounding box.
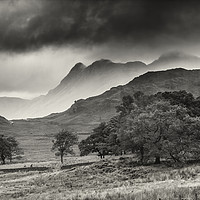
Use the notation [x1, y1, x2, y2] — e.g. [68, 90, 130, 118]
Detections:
[1, 157, 200, 200]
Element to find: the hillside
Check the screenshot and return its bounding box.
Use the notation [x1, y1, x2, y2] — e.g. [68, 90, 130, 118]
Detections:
[2, 52, 200, 120]
[0, 60, 147, 119]
[0, 97, 30, 119]
[41, 68, 200, 133]
[0, 115, 10, 126]
[2, 67, 200, 162]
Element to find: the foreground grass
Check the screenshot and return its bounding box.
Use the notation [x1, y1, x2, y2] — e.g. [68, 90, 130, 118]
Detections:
[1, 157, 200, 200]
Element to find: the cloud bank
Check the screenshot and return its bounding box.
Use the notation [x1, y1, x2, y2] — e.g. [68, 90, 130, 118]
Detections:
[1, 0, 200, 52]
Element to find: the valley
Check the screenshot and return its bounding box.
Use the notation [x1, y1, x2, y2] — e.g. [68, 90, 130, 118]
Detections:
[1, 1, 200, 199]
[1, 56, 200, 200]
[2, 65, 200, 162]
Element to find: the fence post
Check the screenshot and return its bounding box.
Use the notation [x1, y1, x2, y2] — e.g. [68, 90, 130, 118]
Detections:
[195, 193, 198, 200]
[179, 195, 182, 200]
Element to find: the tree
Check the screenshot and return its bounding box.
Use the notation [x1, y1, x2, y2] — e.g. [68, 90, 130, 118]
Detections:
[52, 130, 78, 163]
[163, 115, 200, 163]
[119, 94, 200, 164]
[116, 95, 134, 116]
[79, 123, 110, 158]
[159, 90, 200, 117]
[0, 135, 21, 164]
[79, 91, 200, 165]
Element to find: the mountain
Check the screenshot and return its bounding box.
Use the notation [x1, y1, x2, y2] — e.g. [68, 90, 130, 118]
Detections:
[1, 51, 200, 120]
[149, 51, 200, 70]
[3, 67, 200, 162]
[40, 68, 200, 133]
[0, 60, 147, 119]
[0, 97, 30, 119]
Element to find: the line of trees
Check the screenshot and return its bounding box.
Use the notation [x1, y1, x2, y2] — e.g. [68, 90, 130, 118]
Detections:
[2, 90, 200, 165]
[79, 91, 200, 164]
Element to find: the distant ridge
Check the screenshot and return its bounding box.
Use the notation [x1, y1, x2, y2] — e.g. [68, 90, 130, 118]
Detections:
[1, 51, 200, 120]
[0, 59, 147, 119]
[40, 68, 200, 133]
[149, 51, 200, 70]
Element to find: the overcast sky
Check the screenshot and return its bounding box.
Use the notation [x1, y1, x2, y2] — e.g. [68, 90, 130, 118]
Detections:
[1, 0, 200, 99]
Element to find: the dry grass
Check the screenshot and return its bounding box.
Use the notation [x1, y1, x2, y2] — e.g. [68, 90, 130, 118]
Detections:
[1, 157, 200, 200]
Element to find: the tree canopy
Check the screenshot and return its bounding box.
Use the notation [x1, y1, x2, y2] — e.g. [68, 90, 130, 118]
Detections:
[0, 135, 21, 164]
[79, 90, 200, 164]
[52, 130, 78, 163]
[79, 123, 110, 158]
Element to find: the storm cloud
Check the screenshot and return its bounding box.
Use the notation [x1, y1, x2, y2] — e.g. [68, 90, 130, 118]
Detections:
[1, 0, 200, 99]
[1, 0, 200, 52]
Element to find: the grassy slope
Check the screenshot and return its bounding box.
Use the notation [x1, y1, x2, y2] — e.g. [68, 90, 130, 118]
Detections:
[1, 157, 200, 200]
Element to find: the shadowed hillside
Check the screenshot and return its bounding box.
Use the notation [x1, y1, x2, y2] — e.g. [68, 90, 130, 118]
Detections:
[0, 116, 10, 126]
[40, 68, 200, 133]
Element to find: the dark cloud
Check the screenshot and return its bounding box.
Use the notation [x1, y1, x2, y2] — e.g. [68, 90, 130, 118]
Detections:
[1, 0, 200, 52]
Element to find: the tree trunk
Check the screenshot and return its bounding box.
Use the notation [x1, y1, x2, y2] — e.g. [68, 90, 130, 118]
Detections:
[99, 153, 103, 159]
[140, 146, 144, 164]
[1, 154, 5, 165]
[60, 152, 64, 163]
[102, 150, 105, 158]
[155, 156, 161, 164]
[170, 153, 181, 163]
[97, 149, 103, 159]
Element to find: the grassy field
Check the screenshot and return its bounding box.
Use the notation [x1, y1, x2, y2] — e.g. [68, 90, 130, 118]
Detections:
[1, 120, 90, 162]
[2, 121, 200, 200]
[1, 156, 200, 200]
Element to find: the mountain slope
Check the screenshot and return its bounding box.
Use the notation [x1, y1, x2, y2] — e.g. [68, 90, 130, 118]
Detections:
[1, 60, 147, 119]
[41, 68, 200, 133]
[0, 115, 10, 126]
[0, 97, 30, 120]
[1, 52, 200, 120]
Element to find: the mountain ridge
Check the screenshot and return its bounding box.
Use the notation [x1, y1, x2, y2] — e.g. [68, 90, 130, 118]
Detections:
[0, 59, 148, 119]
[39, 67, 200, 133]
[1, 52, 200, 120]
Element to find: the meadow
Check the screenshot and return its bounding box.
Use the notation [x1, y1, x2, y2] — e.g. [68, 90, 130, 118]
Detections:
[0, 119, 90, 162]
[1, 156, 200, 200]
